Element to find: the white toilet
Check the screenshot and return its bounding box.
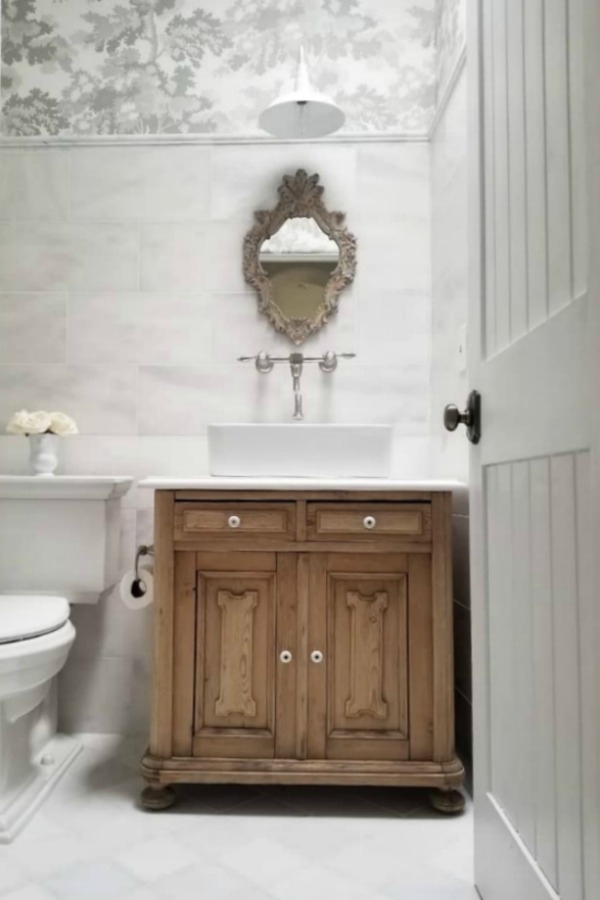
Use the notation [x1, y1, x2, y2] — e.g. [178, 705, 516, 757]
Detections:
[0, 594, 79, 842]
[0, 474, 133, 842]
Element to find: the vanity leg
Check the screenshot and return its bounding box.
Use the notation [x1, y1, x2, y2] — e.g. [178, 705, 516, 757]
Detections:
[140, 783, 177, 811]
[429, 787, 465, 815]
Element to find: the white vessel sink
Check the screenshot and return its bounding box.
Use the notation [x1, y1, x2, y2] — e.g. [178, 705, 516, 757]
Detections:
[208, 424, 393, 479]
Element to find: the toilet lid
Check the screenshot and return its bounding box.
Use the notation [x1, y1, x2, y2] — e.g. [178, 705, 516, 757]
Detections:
[0, 595, 70, 643]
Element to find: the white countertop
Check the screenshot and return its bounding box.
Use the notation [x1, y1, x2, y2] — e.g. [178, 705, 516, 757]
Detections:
[139, 477, 464, 492]
[0, 475, 134, 500]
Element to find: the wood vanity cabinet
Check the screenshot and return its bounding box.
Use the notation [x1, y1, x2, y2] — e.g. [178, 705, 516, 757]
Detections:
[141, 489, 465, 813]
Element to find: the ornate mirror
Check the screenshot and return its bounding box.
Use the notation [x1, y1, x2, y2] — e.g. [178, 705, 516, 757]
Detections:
[243, 169, 357, 345]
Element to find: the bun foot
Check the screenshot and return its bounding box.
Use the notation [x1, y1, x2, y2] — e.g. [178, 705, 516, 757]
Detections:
[429, 788, 465, 815]
[141, 785, 176, 811]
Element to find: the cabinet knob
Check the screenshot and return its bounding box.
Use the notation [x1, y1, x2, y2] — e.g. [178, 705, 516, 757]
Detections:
[228, 515, 241, 529]
[279, 650, 293, 664]
[310, 650, 324, 664]
[363, 515, 377, 530]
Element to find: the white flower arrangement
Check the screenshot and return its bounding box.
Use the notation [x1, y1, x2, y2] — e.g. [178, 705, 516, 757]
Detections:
[6, 409, 79, 437]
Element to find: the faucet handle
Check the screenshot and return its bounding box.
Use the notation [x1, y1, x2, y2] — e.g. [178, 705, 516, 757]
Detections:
[238, 351, 274, 373]
[318, 351, 356, 373]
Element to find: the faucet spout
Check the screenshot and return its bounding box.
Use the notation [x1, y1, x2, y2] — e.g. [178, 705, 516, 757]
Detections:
[289, 353, 304, 421]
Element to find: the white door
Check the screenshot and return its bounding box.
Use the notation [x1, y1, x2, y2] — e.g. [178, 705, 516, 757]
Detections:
[467, 0, 600, 898]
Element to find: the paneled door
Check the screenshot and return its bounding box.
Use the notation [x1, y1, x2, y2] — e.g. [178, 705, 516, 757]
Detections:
[307, 553, 432, 762]
[192, 552, 278, 759]
[468, 0, 600, 898]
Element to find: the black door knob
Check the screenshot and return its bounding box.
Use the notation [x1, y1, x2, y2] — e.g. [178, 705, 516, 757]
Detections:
[443, 391, 481, 444]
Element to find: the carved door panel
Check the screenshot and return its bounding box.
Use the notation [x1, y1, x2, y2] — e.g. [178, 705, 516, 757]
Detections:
[193, 561, 276, 759]
[307, 553, 427, 762]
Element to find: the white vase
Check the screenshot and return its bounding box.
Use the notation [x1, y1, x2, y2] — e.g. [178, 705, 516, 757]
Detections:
[29, 433, 60, 476]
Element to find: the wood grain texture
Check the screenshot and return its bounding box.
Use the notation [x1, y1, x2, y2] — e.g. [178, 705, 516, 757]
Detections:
[431, 493, 455, 763]
[275, 553, 298, 759]
[214, 590, 259, 717]
[307, 502, 431, 542]
[307, 553, 328, 759]
[344, 590, 389, 719]
[142, 752, 464, 788]
[408, 553, 434, 760]
[177, 540, 432, 555]
[150, 490, 176, 758]
[327, 569, 409, 762]
[172, 552, 196, 756]
[194, 570, 275, 759]
[175, 501, 296, 542]
[294, 553, 309, 759]
[147, 489, 460, 795]
[174, 490, 434, 503]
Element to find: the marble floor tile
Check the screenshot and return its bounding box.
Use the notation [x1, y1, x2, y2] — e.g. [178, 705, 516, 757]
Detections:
[1, 734, 475, 900]
[45, 860, 140, 900]
[116, 836, 198, 883]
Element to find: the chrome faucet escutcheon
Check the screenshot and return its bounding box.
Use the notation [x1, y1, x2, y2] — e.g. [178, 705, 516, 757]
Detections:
[238, 351, 356, 421]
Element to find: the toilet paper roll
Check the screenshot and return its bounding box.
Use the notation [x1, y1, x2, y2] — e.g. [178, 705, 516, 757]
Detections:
[120, 566, 153, 609]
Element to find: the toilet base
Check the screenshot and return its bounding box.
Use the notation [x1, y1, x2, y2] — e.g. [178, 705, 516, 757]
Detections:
[0, 733, 81, 843]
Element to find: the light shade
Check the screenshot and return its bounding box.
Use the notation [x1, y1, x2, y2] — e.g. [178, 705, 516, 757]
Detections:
[259, 48, 345, 139]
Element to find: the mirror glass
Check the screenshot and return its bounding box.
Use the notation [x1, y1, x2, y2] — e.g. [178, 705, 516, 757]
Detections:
[243, 169, 357, 345]
[259, 218, 340, 320]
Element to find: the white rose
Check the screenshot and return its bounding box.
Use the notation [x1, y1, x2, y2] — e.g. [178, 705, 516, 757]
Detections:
[48, 411, 79, 436]
[6, 409, 52, 435]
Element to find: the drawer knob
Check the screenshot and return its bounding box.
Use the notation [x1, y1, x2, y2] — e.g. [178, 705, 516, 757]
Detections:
[279, 650, 293, 664]
[310, 650, 324, 664]
[363, 515, 377, 530]
[228, 515, 241, 529]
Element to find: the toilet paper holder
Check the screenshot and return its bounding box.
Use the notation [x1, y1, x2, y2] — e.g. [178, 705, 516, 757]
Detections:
[132, 544, 154, 598]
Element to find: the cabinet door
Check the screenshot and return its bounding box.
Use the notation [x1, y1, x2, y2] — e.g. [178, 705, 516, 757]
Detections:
[307, 553, 433, 762]
[193, 552, 277, 759]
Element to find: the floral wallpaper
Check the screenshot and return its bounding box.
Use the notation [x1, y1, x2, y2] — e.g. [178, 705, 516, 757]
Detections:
[434, 0, 466, 102]
[0, 0, 437, 137]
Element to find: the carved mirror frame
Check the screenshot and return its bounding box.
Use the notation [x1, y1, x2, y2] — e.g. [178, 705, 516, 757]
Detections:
[243, 169, 357, 345]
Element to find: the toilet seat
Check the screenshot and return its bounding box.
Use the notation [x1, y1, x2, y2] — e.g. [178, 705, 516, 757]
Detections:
[0, 595, 70, 644]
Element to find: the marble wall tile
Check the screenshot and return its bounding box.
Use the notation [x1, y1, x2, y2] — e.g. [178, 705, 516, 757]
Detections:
[0, 293, 67, 364]
[430, 67, 468, 483]
[358, 289, 431, 366]
[67, 293, 213, 365]
[211, 290, 357, 364]
[0, 223, 70, 291]
[0, 365, 137, 435]
[70, 146, 212, 222]
[0, 150, 69, 221]
[68, 224, 140, 292]
[58, 655, 150, 735]
[205, 222, 253, 294]
[70, 149, 146, 221]
[138, 365, 286, 435]
[355, 218, 432, 294]
[356, 143, 430, 223]
[390, 434, 435, 478]
[0, 223, 140, 292]
[141, 147, 212, 221]
[0, 435, 31, 474]
[298, 364, 429, 431]
[210, 145, 358, 222]
[140, 224, 212, 292]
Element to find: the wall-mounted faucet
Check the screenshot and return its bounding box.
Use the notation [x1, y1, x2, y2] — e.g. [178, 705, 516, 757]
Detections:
[238, 351, 356, 421]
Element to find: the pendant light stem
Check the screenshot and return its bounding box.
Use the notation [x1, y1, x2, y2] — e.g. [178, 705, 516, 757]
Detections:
[295, 46, 311, 94]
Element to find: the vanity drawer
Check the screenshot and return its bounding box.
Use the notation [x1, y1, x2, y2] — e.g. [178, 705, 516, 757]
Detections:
[306, 502, 431, 542]
[174, 502, 296, 542]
